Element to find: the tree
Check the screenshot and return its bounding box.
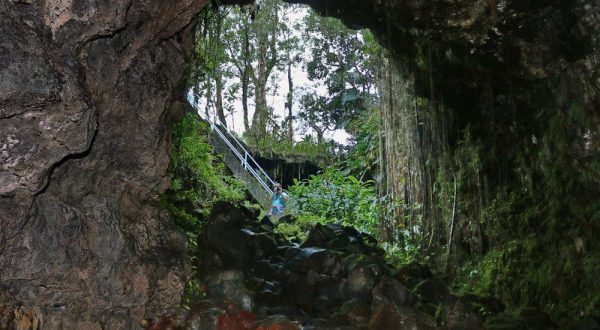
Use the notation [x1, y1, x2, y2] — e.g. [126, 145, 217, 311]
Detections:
[248, 0, 280, 143]
[298, 93, 331, 144]
[301, 13, 380, 131]
[191, 6, 231, 126]
[223, 6, 254, 131]
[278, 5, 303, 142]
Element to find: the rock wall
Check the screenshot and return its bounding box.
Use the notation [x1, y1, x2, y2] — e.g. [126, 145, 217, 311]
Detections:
[1, 0, 598, 327]
[0, 0, 211, 327]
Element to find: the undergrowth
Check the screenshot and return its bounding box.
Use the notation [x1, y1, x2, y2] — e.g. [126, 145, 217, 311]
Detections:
[162, 113, 245, 307]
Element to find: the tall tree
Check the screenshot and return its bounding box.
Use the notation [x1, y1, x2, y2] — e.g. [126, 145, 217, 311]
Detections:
[214, 9, 227, 125]
[299, 13, 380, 138]
[223, 6, 254, 131]
[191, 6, 231, 126]
[249, 0, 280, 143]
[278, 5, 303, 142]
[298, 94, 330, 144]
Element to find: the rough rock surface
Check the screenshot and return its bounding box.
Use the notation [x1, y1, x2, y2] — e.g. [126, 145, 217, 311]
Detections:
[0, 0, 210, 327]
[180, 202, 557, 329]
[1, 0, 598, 328]
[185, 202, 496, 329]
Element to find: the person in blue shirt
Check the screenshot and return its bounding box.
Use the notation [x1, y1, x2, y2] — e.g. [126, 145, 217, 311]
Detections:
[268, 183, 289, 218]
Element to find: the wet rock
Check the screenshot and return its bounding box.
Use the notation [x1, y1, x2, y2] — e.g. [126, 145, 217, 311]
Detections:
[259, 216, 276, 232]
[252, 233, 279, 259]
[288, 270, 343, 313]
[250, 277, 283, 306]
[302, 223, 337, 248]
[252, 315, 302, 330]
[144, 315, 175, 330]
[302, 223, 384, 256]
[285, 247, 344, 277]
[332, 298, 371, 326]
[202, 203, 256, 268]
[368, 301, 435, 330]
[250, 260, 285, 282]
[184, 307, 223, 330]
[413, 278, 452, 305]
[372, 276, 418, 308]
[217, 309, 255, 330]
[443, 295, 485, 330]
[206, 270, 254, 312]
[343, 254, 385, 299]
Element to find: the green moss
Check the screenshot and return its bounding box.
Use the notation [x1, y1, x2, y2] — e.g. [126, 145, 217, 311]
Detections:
[163, 113, 245, 307]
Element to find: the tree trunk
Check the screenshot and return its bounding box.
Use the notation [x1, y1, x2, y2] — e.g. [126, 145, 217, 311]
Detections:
[215, 75, 226, 125]
[286, 62, 294, 142]
[251, 57, 268, 143]
[204, 81, 212, 119]
[241, 16, 251, 131]
[242, 69, 250, 131]
[250, 1, 278, 143]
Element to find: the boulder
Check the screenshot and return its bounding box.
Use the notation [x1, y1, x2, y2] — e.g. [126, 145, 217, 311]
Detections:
[217, 310, 255, 330]
[205, 270, 254, 312]
[202, 203, 256, 268]
[302, 223, 384, 256]
[285, 247, 344, 277]
[343, 254, 385, 299]
[184, 307, 223, 330]
[443, 295, 485, 330]
[372, 276, 419, 308]
[368, 301, 435, 330]
[413, 278, 452, 305]
[332, 298, 371, 326]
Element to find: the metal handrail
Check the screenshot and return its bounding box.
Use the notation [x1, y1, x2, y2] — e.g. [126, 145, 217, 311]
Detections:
[216, 124, 276, 187]
[211, 122, 273, 195]
[193, 102, 275, 196]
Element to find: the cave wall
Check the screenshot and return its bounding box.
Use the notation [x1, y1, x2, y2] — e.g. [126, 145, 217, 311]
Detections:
[0, 0, 212, 327]
[1, 0, 598, 327]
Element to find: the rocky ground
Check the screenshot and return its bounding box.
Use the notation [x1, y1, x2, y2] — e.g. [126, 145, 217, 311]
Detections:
[154, 202, 522, 330]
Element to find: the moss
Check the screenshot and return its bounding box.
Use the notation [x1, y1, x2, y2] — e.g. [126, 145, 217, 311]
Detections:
[162, 113, 246, 307]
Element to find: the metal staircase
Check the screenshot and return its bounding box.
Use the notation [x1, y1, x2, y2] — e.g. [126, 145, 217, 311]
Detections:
[193, 104, 275, 209]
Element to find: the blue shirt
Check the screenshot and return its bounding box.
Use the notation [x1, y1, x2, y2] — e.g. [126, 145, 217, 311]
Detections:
[271, 192, 288, 207]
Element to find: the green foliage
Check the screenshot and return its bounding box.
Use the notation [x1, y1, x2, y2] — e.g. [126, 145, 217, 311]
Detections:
[301, 12, 381, 133]
[381, 239, 431, 268]
[245, 133, 338, 163]
[166, 113, 244, 222]
[163, 113, 245, 306]
[286, 167, 380, 236]
[343, 108, 380, 180]
[447, 105, 600, 326]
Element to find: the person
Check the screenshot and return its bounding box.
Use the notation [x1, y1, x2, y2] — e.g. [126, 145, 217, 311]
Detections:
[268, 183, 289, 218]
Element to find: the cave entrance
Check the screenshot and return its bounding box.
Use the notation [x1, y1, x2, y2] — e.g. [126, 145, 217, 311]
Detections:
[181, 0, 440, 245]
[187, 0, 380, 184]
[170, 0, 599, 327]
